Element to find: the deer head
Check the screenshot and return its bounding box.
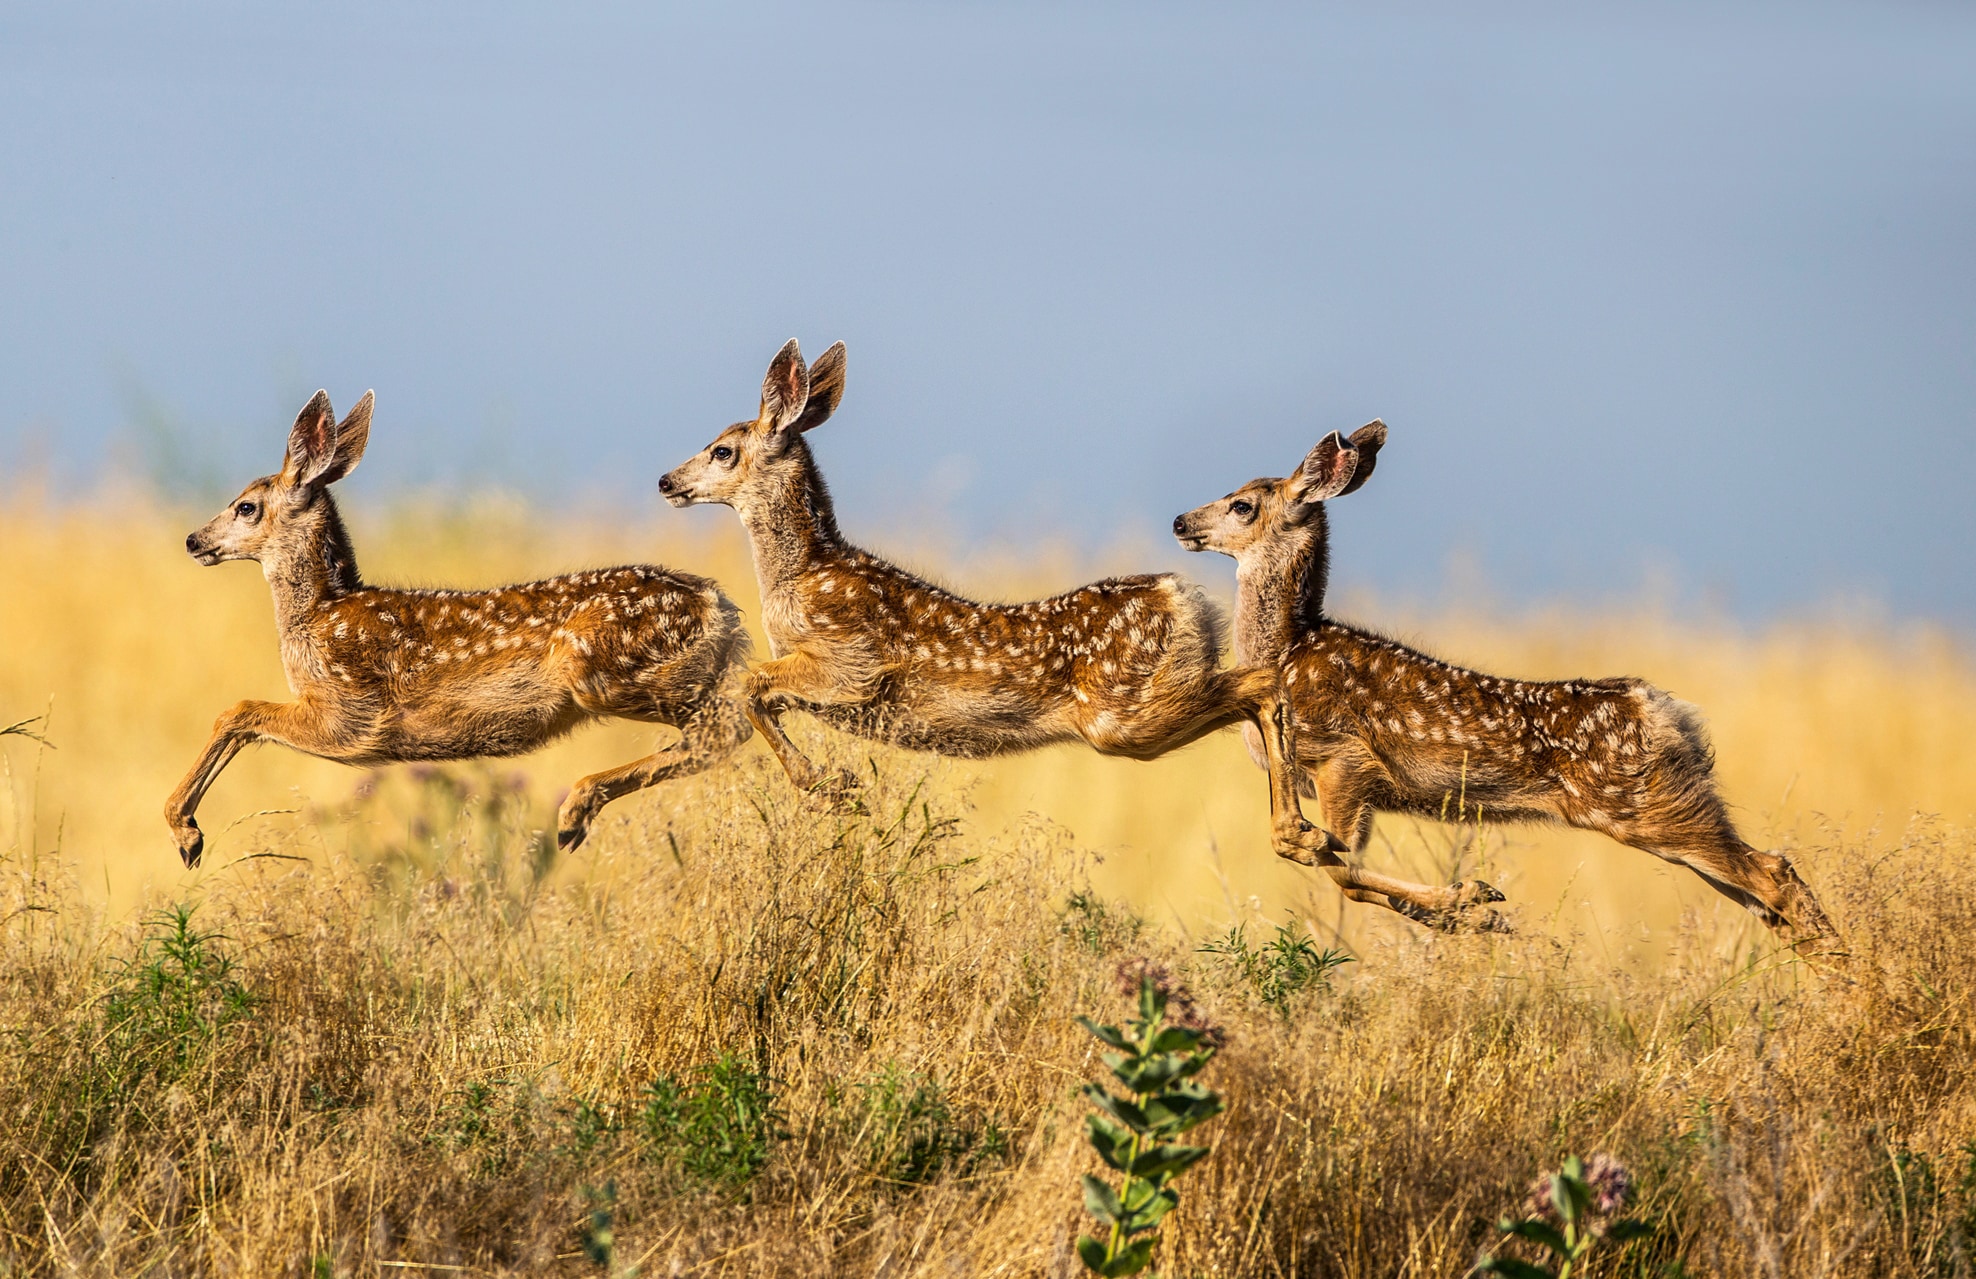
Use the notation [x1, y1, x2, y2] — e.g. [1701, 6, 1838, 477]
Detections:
[659, 338, 846, 518]
[185, 389, 372, 572]
[1172, 420, 1386, 566]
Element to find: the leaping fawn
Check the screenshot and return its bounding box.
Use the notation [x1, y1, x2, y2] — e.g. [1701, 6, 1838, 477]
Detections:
[167, 389, 752, 866]
[1174, 421, 1835, 941]
[658, 340, 1500, 926]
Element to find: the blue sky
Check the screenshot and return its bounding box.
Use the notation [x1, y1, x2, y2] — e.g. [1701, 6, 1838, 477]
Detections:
[3, 3, 1972, 621]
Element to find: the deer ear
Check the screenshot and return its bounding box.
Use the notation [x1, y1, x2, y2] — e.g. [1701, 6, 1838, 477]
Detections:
[1335, 419, 1386, 497]
[758, 339, 811, 432]
[789, 342, 846, 433]
[1287, 431, 1360, 504]
[312, 390, 373, 486]
[282, 390, 338, 486]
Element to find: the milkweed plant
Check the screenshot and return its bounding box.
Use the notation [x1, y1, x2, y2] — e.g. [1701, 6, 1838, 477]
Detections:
[1073, 960, 1226, 1277]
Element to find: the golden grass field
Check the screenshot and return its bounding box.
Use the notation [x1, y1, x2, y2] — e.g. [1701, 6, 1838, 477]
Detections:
[3, 490, 1975, 1275]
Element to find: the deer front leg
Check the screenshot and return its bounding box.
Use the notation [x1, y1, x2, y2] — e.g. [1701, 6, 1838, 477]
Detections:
[1256, 701, 1506, 931]
[557, 698, 754, 851]
[1312, 753, 1508, 931]
[164, 699, 347, 868]
[742, 650, 871, 804]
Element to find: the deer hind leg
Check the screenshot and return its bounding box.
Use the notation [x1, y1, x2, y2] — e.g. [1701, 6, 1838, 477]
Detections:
[1301, 752, 1509, 932]
[164, 699, 348, 869]
[556, 696, 754, 851]
[742, 650, 869, 804]
[1637, 830, 1836, 943]
[1614, 774, 1837, 943]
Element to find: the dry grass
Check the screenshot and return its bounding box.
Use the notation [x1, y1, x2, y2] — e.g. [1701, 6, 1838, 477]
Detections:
[2, 491, 1975, 1275]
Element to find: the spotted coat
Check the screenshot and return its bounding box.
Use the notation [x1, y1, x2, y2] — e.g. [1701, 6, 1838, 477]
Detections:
[166, 390, 752, 868]
[657, 341, 1333, 879]
[1174, 421, 1833, 938]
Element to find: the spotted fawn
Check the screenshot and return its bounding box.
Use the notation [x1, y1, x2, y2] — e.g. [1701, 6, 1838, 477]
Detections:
[1174, 421, 1835, 940]
[168, 389, 752, 866]
[656, 338, 1452, 894]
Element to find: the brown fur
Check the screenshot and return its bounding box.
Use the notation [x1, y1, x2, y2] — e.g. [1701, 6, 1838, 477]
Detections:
[166, 390, 752, 867]
[657, 341, 1501, 924]
[1175, 421, 1835, 940]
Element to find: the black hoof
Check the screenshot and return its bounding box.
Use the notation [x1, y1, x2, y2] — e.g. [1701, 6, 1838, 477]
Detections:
[1451, 879, 1508, 905]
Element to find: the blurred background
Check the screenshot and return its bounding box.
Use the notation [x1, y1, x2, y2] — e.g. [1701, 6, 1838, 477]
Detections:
[3, 3, 1973, 948]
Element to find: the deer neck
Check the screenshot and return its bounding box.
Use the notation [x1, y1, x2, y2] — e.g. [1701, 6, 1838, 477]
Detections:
[1233, 516, 1328, 669]
[262, 493, 364, 646]
[735, 440, 847, 594]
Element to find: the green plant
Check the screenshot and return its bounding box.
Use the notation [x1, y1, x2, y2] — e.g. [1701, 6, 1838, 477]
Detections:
[1198, 917, 1351, 1012]
[638, 1054, 784, 1188]
[1474, 1154, 1652, 1278]
[101, 904, 257, 1087]
[563, 1095, 620, 1158]
[1074, 963, 1225, 1277]
[853, 1062, 1006, 1185]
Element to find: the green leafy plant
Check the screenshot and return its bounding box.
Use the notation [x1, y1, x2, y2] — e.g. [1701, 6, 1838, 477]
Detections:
[1074, 962, 1225, 1277]
[853, 1062, 1007, 1185]
[638, 1054, 784, 1188]
[101, 904, 257, 1086]
[1474, 1154, 1652, 1278]
[1198, 917, 1351, 1012]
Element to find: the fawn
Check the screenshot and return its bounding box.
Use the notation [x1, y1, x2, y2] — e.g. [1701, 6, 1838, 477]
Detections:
[657, 340, 1499, 925]
[1173, 421, 1835, 940]
[167, 389, 752, 866]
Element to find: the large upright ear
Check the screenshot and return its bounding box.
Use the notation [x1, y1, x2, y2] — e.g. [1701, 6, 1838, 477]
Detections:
[1286, 431, 1360, 504]
[1336, 419, 1386, 497]
[758, 339, 811, 432]
[313, 390, 373, 486]
[788, 341, 846, 433]
[281, 390, 338, 487]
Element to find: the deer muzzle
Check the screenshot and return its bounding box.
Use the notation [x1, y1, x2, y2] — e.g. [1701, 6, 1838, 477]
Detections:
[184, 531, 223, 566]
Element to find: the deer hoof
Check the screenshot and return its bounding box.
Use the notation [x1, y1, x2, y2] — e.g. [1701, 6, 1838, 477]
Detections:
[557, 823, 589, 853]
[172, 823, 205, 869]
[1273, 821, 1342, 866]
[1449, 879, 1508, 907]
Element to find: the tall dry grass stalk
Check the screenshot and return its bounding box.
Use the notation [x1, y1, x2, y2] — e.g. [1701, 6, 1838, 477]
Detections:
[2, 491, 1975, 1274]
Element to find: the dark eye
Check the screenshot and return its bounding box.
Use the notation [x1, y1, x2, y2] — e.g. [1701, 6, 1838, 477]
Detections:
[1229, 500, 1254, 518]
[711, 445, 735, 463]
[235, 500, 259, 519]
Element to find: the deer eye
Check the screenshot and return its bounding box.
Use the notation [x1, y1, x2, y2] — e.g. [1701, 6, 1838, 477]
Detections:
[1229, 500, 1254, 518]
[235, 500, 260, 520]
[711, 445, 735, 464]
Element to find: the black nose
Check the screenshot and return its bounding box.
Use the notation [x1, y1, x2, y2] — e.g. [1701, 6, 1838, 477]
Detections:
[185, 533, 200, 553]
[1171, 515, 1187, 536]
[657, 473, 675, 495]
